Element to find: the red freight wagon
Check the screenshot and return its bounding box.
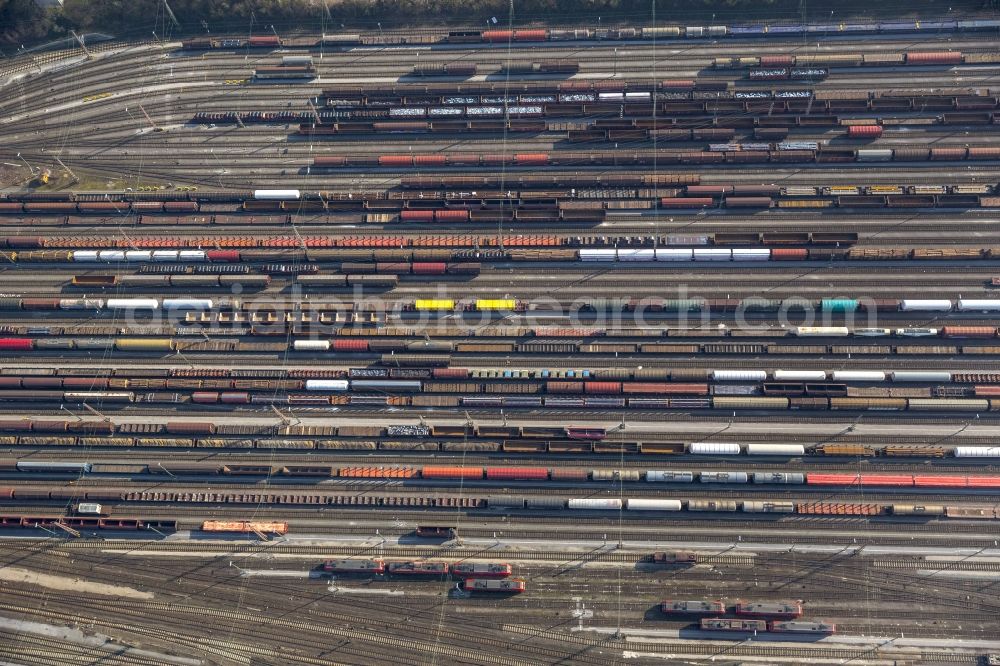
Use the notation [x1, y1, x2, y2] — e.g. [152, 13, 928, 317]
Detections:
[0, 339, 34, 351]
[760, 55, 794, 67]
[485, 467, 549, 481]
[912, 475, 967, 488]
[906, 51, 962, 65]
[584, 382, 622, 394]
[515, 153, 549, 165]
[482, 30, 514, 42]
[400, 210, 435, 221]
[433, 210, 470, 221]
[421, 466, 484, 480]
[771, 248, 808, 260]
[941, 326, 996, 338]
[379, 155, 414, 167]
[965, 476, 1000, 488]
[514, 29, 547, 41]
[847, 125, 883, 138]
[332, 339, 369, 352]
[411, 262, 447, 275]
[432, 368, 471, 378]
[413, 155, 446, 167]
[207, 250, 241, 262]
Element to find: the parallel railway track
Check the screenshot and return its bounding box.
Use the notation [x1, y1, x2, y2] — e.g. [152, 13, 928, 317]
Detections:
[4, 26, 1000, 661]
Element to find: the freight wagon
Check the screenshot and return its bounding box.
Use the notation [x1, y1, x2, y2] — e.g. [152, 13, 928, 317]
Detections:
[0, 514, 177, 531]
[201, 520, 288, 534]
[253, 66, 316, 80]
[181, 36, 282, 49]
[462, 578, 525, 593]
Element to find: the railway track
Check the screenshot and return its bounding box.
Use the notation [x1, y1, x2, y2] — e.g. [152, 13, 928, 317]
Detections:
[5, 24, 1000, 660]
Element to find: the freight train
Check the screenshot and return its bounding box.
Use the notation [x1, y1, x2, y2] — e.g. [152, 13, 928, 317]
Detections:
[0, 426, 992, 455]
[747, 68, 828, 81]
[9, 460, 1000, 488]
[6, 361, 1000, 413]
[9, 368, 1000, 405]
[322, 558, 512, 578]
[292, 113, 988, 139]
[2, 485, 992, 520]
[1, 179, 995, 208]
[0, 514, 177, 531]
[10, 293, 1000, 319]
[179, 20, 1000, 51]
[312, 145, 1000, 169]
[411, 64, 478, 77]
[180, 36, 281, 49]
[0, 414, 994, 459]
[15, 237, 1000, 263]
[11, 240, 1000, 264]
[320, 80, 1000, 103]
[253, 65, 316, 80]
[719, 51, 965, 68]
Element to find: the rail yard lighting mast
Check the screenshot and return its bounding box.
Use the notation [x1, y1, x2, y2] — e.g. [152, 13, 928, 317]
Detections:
[70, 30, 93, 59]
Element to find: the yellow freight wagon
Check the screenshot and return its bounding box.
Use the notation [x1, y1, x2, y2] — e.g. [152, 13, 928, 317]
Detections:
[414, 299, 455, 311]
[475, 299, 517, 310]
[114, 338, 176, 352]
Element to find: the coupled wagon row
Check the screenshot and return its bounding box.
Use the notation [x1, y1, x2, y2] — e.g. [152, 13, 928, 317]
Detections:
[30, 234, 862, 253]
[5, 192, 998, 218]
[15, 459, 1000, 486]
[26, 238, 1000, 262]
[313, 100, 1000, 121]
[3, 485, 993, 520]
[325, 81, 1000, 106]
[9, 324, 1000, 352]
[12, 293, 1000, 316]
[0, 515, 177, 531]
[322, 559, 512, 579]
[324, 557, 522, 593]
[178, 20, 1000, 51]
[8, 317, 1000, 347]
[312, 146, 1000, 170]
[296, 116, 1000, 144]
[0, 433, 973, 460]
[664, 600, 804, 619]
[409, 61, 578, 77]
[699, 618, 835, 634]
[716, 50, 969, 68]
[1, 176, 991, 203]
[321, 87, 1000, 113]
[7, 388, 1000, 413]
